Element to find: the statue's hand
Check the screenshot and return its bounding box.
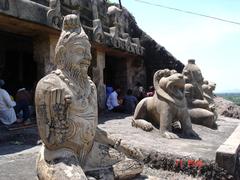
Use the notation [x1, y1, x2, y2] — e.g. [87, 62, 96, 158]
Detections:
[46, 88, 72, 144]
[49, 88, 71, 118]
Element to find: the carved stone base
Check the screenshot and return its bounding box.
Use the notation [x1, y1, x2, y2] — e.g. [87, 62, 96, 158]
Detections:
[37, 142, 143, 180]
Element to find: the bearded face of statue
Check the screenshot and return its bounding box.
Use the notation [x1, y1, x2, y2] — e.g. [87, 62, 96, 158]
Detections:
[53, 14, 92, 79]
[68, 39, 92, 75]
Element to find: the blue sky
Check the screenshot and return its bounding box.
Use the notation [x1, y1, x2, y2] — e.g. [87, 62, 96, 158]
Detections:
[111, 0, 240, 93]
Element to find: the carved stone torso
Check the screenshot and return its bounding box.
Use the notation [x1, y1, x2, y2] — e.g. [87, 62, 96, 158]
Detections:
[185, 83, 205, 108]
[35, 69, 97, 163]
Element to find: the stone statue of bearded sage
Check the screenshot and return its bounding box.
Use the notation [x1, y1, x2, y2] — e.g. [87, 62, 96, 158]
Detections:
[35, 14, 143, 180]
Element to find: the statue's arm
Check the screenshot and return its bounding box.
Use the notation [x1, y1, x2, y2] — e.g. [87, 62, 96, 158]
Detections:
[95, 127, 117, 147]
[185, 84, 209, 109]
[95, 127, 144, 161]
[191, 99, 209, 109]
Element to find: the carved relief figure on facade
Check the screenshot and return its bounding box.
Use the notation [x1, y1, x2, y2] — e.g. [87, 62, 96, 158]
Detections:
[35, 14, 143, 180]
[132, 69, 198, 139]
[182, 59, 217, 129]
[0, 0, 9, 10]
[107, 5, 129, 39]
[91, 0, 105, 43]
[106, 4, 144, 55]
[47, 0, 62, 28]
[47, 0, 81, 28]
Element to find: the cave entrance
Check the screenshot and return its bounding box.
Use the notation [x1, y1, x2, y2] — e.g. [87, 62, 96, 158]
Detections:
[104, 55, 128, 94]
[0, 31, 37, 96]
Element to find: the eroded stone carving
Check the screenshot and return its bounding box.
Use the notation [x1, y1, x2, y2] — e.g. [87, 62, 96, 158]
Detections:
[132, 69, 198, 139]
[47, 0, 81, 28]
[93, 19, 105, 43]
[36, 14, 143, 180]
[106, 5, 144, 55]
[183, 59, 217, 129]
[202, 80, 218, 120]
[91, 0, 105, 43]
[47, 0, 62, 28]
[107, 5, 130, 39]
[0, 0, 9, 10]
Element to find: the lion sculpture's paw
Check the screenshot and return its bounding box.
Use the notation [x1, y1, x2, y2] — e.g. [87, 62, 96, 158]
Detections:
[161, 131, 179, 139]
[184, 130, 199, 139]
[132, 119, 153, 132]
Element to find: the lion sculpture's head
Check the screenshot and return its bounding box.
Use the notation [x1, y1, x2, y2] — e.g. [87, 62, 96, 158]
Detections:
[154, 69, 186, 107]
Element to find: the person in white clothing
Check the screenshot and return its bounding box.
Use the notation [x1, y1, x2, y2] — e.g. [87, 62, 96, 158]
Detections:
[0, 80, 17, 125]
[106, 88, 124, 112]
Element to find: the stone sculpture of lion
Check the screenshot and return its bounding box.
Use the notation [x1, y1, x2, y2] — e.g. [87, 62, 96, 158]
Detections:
[132, 69, 198, 139]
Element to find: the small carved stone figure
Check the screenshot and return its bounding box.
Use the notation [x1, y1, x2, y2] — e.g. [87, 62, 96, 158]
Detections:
[183, 59, 217, 129]
[47, 0, 81, 28]
[132, 69, 198, 139]
[35, 14, 143, 180]
[202, 80, 218, 120]
[47, 0, 62, 28]
[107, 5, 129, 39]
[92, 0, 105, 43]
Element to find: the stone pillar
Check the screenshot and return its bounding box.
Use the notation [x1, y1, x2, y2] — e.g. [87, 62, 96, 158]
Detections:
[33, 34, 58, 80]
[49, 34, 58, 67]
[126, 57, 146, 90]
[126, 57, 134, 90]
[33, 35, 50, 79]
[92, 50, 106, 111]
[0, 47, 5, 78]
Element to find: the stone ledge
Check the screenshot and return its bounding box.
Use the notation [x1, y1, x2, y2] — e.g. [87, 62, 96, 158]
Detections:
[216, 124, 240, 175]
[0, 0, 49, 26]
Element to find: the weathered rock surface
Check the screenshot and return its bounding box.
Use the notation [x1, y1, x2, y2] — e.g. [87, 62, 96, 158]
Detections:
[0, 113, 239, 179]
[0, 145, 198, 180]
[99, 113, 239, 161]
[214, 96, 240, 119]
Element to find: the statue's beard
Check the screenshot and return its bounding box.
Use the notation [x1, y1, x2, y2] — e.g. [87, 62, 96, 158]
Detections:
[59, 61, 90, 89]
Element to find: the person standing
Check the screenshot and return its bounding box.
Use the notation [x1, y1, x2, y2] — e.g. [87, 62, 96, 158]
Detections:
[0, 79, 17, 125]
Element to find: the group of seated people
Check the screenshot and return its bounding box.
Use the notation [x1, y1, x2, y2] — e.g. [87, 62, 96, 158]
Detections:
[0, 79, 34, 127]
[106, 85, 155, 114]
[0, 78, 154, 127]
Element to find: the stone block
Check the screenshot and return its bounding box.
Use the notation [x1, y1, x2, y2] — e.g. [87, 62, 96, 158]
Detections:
[216, 124, 240, 175]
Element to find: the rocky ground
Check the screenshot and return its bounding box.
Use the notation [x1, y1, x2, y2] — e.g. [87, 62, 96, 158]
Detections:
[0, 114, 238, 180]
[98, 113, 239, 162]
[0, 145, 199, 180]
[0, 97, 239, 180]
[215, 96, 240, 119]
